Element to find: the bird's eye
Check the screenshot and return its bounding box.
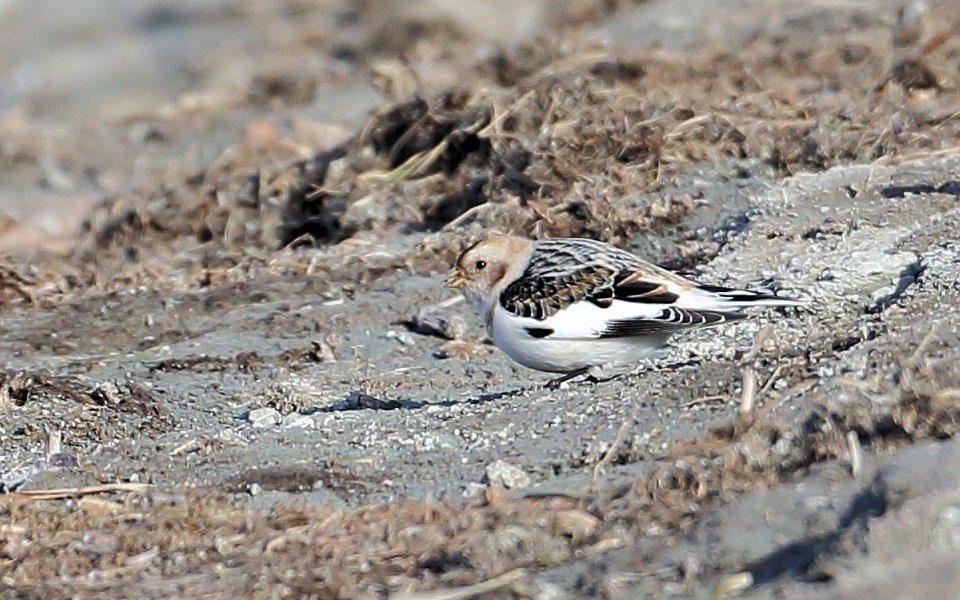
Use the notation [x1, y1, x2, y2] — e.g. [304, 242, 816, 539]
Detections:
[475, 260, 487, 270]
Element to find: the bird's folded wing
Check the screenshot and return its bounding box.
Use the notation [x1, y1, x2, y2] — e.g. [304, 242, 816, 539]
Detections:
[499, 265, 615, 320]
[500, 265, 684, 321]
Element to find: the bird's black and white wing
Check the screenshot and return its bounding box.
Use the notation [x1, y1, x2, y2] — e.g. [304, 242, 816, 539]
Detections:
[498, 238, 798, 340]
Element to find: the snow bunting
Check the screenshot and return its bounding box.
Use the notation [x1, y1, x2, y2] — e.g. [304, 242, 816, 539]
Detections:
[445, 236, 802, 384]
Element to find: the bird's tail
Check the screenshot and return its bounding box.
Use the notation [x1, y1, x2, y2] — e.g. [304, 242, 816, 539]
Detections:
[693, 283, 805, 309]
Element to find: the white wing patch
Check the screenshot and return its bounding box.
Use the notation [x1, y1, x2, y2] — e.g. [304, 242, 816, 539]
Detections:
[539, 300, 669, 340]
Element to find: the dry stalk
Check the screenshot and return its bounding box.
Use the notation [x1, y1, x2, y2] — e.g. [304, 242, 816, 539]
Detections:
[591, 408, 637, 487]
[735, 325, 772, 433]
[737, 367, 758, 433]
[46, 429, 62, 456]
[682, 395, 726, 408]
[847, 431, 864, 478]
[390, 568, 527, 600]
[1, 483, 149, 502]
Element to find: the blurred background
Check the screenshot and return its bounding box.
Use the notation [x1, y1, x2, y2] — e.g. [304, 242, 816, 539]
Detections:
[0, 0, 817, 255]
[0, 0, 955, 275]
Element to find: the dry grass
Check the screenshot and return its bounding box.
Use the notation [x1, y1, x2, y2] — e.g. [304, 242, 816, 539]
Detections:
[2, 353, 958, 598]
[1, 2, 956, 305]
[3, 2, 960, 598]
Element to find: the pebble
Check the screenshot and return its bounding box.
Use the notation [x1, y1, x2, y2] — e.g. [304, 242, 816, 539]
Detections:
[484, 459, 531, 489]
[94, 381, 124, 405]
[282, 413, 317, 429]
[385, 330, 415, 346]
[247, 407, 281, 428]
[937, 504, 960, 549]
[407, 306, 467, 340]
[414, 433, 459, 452]
[871, 285, 896, 305]
[554, 509, 600, 540]
[938, 505, 960, 525]
[463, 481, 487, 499]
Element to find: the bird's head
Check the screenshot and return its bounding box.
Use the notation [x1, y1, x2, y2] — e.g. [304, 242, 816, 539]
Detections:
[445, 236, 532, 309]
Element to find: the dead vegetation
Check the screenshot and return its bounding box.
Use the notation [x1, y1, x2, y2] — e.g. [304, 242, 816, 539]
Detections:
[2, 2, 960, 598]
[2, 353, 958, 598]
[2, 3, 957, 305]
[0, 370, 174, 451]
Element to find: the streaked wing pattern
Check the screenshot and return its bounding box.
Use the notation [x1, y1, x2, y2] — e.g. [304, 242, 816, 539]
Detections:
[498, 238, 679, 320]
[600, 307, 746, 338]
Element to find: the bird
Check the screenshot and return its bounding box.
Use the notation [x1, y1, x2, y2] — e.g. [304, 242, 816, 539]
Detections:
[445, 235, 803, 386]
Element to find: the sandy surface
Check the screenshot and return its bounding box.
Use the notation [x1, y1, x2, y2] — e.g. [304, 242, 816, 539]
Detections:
[2, 0, 960, 598]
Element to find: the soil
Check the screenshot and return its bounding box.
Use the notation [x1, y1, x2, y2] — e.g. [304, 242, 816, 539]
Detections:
[2, 0, 960, 598]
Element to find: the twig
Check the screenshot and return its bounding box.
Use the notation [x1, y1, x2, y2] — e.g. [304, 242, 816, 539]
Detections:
[907, 327, 937, 368]
[170, 438, 201, 456]
[756, 365, 784, 400]
[736, 326, 774, 433]
[46, 429, 62, 456]
[746, 324, 773, 362]
[390, 568, 527, 600]
[711, 572, 754, 599]
[682, 395, 726, 408]
[442, 202, 491, 231]
[583, 537, 628, 555]
[591, 407, 638, 485]
[775, 377, 819, 403]
[433, 295, 465, 309]
[931, 388, 960, 409]
[875, 145, 960, 165]
[738, 367, 757, 423]
[1, 482, 149, 502]
[476, 90, 536, 141]
[847, 431, 863, 479]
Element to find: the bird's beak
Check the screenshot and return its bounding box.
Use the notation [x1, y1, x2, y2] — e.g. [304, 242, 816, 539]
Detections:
[445, 269, 467, 288]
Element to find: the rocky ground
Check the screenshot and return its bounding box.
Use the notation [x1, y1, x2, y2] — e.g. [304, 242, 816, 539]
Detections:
[2, 0, 960, 598]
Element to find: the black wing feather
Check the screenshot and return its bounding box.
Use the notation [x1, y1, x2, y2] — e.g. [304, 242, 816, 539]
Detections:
[600, 308, 746, 338]
[500, 264, 615, 320]
[612, 275, 680, 304]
